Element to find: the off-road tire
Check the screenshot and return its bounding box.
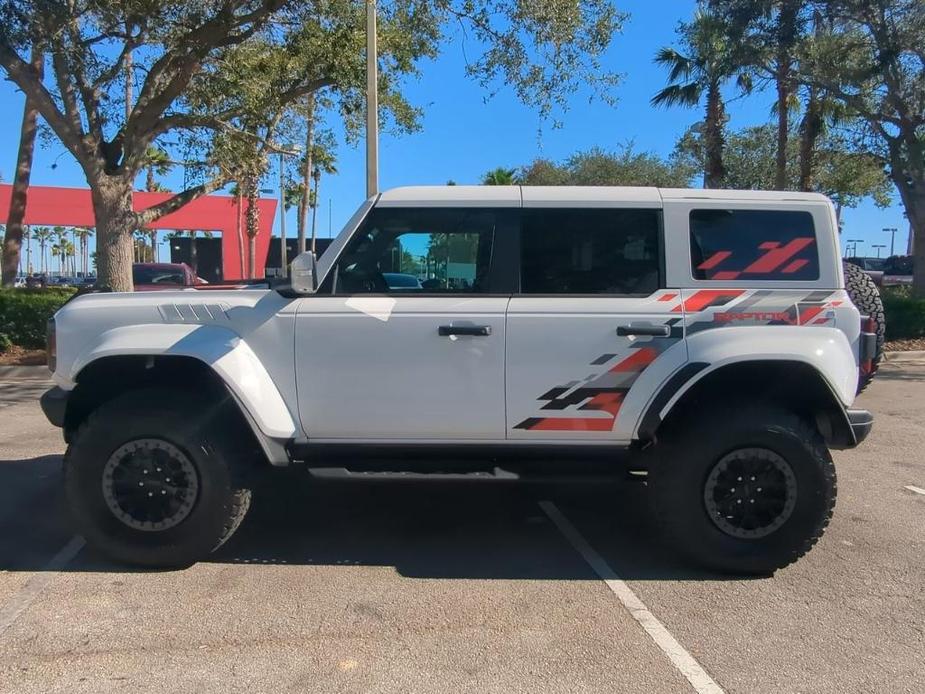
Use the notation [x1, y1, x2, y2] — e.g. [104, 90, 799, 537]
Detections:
[843, 260, 885, 393]
[649, 404, 836, 575]
[64, 388, 252, 567]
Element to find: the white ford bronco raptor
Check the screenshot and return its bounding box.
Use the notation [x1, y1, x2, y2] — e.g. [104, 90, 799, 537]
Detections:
[41, 186, 881, 574]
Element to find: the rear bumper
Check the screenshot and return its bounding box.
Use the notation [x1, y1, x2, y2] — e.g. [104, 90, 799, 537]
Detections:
[846, 408, 873, 446]
[40, 386, 68, 428]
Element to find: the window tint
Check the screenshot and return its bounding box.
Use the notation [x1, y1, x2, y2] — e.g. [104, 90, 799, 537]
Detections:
[690, 209, 819, 281]
[328, 207, 496, 294]
[520, 208, 660, 295]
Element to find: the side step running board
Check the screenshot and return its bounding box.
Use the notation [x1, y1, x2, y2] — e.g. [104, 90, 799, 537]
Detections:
[305, 466, 643, 484]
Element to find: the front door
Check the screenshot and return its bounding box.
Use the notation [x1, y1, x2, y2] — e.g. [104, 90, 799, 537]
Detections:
[295, 205, 515, 441]
[506, 206, 686, 441]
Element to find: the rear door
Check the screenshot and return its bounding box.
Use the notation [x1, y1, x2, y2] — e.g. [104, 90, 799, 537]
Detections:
[505, 199, 687, 441]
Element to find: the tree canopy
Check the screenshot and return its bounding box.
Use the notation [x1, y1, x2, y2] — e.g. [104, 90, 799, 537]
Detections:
[0, 0, 625, 289]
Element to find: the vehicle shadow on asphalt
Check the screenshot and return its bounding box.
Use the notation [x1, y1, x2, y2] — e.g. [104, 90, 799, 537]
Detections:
[0, 458, 740, 582]
[871, 364, 925, 382]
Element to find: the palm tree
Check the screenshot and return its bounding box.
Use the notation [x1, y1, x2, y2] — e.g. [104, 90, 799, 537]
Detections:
[72, 227, 93, 276]
[309, 148, 338, 253]
[652, 9, 752, 188]
[482, 167, 518, 186]
[23, 225, 31, 274]
[52, 226, 69, 275]
[1, 48, 42, 287]
[33, 226, 52, 275]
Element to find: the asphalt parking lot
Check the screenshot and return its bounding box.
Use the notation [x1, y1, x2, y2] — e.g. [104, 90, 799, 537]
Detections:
[0, 364, 923, 694]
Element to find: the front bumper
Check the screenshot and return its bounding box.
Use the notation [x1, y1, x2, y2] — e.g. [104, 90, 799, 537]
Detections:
[40, 386, 68, 428]
[846, 408, 873, 446]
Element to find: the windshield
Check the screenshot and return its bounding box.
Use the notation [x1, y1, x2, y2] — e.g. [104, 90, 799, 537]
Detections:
[133, 265, 185, 285]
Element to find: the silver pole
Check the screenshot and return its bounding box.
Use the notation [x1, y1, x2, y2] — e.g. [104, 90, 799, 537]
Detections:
[366, 0, 379, 199]
[279, 152, 288, 278]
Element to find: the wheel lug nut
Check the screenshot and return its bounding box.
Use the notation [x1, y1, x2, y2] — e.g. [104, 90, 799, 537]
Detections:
[750, 476, 756, 481]
[749, 499, 755, 504]
[161, 490, 167, 495]
[757, 487, 762, 492]
[737, 500, 742, 504]
[148, 492, 153, 497]
[737, 477, 742, 481]
[138, 482, 144, 487]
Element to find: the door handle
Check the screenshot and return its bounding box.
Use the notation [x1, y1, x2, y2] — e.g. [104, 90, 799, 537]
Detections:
[617, 324, 671, 337]
[439, 325, 492, 337]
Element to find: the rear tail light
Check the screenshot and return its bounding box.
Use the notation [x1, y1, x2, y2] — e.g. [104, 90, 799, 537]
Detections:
[46, 318, 56, 373]
[858, 315, 876, 374]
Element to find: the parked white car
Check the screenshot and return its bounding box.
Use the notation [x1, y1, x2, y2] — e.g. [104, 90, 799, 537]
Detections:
[41, 186, 879, 573]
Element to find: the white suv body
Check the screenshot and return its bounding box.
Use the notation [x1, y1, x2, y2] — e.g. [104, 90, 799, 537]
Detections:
[41, 186, 875, 572]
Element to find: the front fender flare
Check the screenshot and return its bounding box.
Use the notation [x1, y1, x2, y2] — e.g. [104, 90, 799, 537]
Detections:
[66, 324, 297, 440]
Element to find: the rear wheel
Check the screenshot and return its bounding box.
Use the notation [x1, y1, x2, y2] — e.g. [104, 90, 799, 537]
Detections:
[64, 388, 252, 567]
[843, 260, 885, 393]
[648, 405, 836, 574]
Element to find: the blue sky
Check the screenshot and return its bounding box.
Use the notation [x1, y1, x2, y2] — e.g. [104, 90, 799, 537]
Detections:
[0, 0, 912, 267]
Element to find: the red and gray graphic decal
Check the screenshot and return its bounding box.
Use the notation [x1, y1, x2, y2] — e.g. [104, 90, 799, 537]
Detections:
[684, 289, 841, 334]
[514, 321, 681, 432]
[696, 238, 816, 281]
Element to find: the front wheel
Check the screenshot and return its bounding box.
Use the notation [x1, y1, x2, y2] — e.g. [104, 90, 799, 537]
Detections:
[648, 405, 836, 575]
[64, 388, 252, 567]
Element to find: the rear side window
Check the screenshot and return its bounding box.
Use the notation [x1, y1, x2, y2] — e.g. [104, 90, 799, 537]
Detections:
[690, 209, 819, 281]
[520, 208, 661, 295]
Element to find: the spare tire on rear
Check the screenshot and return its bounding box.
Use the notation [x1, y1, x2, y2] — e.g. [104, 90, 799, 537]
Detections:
[843, 260, 885, 393]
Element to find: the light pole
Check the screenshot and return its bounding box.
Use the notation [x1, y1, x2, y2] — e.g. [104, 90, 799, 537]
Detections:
[279, 152, 288, 278]
[846, 239, 862, 258]
[882, 227, 898, 257]
[366, 0, 378, 199]
[872, 244, 886, 258]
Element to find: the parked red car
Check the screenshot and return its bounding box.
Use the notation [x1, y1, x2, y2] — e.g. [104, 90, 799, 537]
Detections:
[132, 263, 208, 291]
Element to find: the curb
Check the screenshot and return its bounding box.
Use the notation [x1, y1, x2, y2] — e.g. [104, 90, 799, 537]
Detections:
[0, 365, 51, 380]
[884, 350, 925, 363]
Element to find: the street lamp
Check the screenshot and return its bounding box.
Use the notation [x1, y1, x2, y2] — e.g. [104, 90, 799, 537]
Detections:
[882, 227, 898, 257]
[871, 244, 886, 258]
[846, 239, 862, 258]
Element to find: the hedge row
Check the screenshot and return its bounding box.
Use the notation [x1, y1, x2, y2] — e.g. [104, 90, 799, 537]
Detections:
[0, 288, 76, 351]
[881, 287, 925, 341]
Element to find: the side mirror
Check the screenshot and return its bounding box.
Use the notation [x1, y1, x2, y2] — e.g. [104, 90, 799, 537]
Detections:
[289, 252, 318, 295]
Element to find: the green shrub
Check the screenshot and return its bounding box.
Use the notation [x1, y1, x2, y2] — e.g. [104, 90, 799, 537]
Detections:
[0, 288, 76, 349]
[882, 290, 925, 340]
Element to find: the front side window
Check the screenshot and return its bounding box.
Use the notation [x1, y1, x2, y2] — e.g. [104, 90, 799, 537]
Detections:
[326, 208, 497, 294]
[520, 208, 661, 295]
[690, 209, 819, 281]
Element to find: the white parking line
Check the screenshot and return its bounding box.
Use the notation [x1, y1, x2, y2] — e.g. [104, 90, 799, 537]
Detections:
[0, 536, 85, 638]
[540, 501, 724, 694]
[905, 485, 925, 496]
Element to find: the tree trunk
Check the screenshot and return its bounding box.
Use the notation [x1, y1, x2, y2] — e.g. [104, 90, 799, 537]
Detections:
[798, 85, 823, 191]
[244, 175, 260, 279]
[310, 171, 320, 253]
[774, 0, 798, 191]
[703, 82, 726, 189]
[190, 230, 198, 272]
[92, 178, 137, 291]
[297, 93, 315, 255]
[1, 48, 43, 287]
[775, 69, 790, 190]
